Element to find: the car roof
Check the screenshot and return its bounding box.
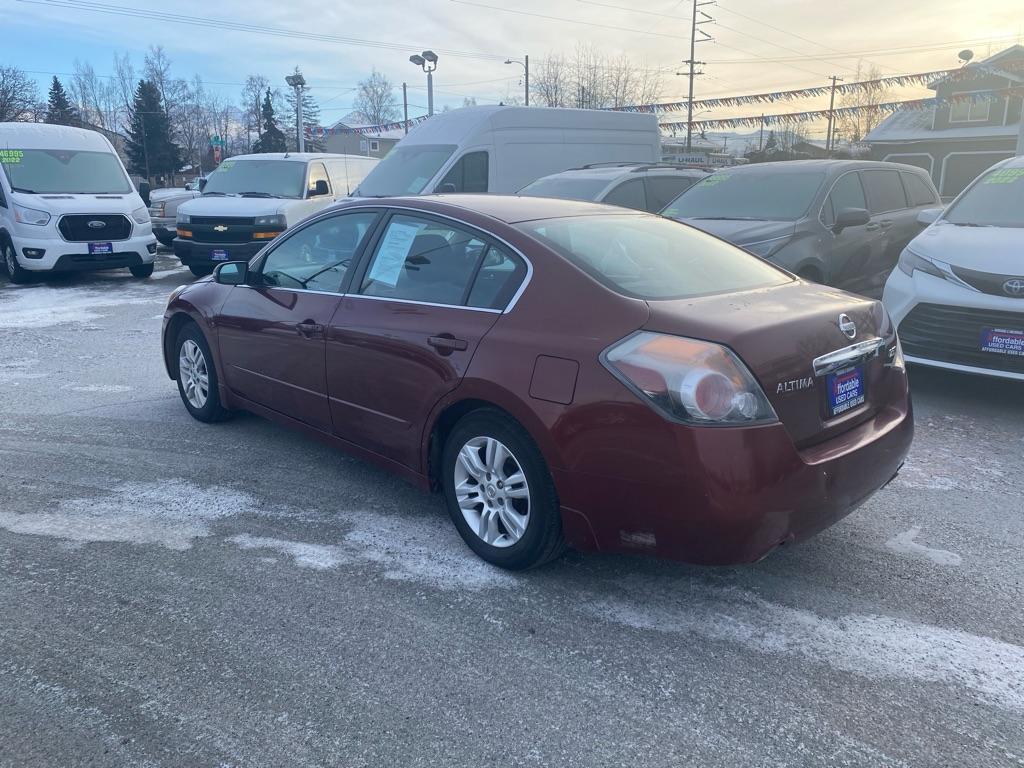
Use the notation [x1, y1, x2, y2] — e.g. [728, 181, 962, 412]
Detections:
[530, 164, 709, 183]
[336, 194, 644, 224]
[224, 152, 364, 163]
[712, 159, 930, 176]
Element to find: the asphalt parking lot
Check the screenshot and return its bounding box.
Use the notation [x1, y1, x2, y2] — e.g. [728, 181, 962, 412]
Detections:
[1, 253, 1022, 768]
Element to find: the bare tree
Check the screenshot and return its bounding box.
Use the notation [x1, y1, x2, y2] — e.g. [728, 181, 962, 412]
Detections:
[353, 70, 399, 126]
[531, 45, 662, 109]
[533, 53, 570, 108]
[241, 74, 270, 150]
[70, 60, 118, 128]
[112, 52, 136, 131]
[0, 66, 39, 121]
[836, 64, 890, 144]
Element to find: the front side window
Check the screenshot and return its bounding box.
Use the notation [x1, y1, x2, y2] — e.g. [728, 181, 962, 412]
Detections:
[354, 144, 456, 197]
[943, 165, 1024, 228]
[307, 162, 331, 197]
[662, 170, 826, 222]
[260, 212, 378, 292]
[203, 159, 306, 199]
[822, 172, 867, 226]
[0, 149, 131, 194]
[437, 151, 489, 193]
[518, 214, 789, 301]
[602, 178, 647, 210]
[861, 170, 908, 214]
[361, 214, 490, 305]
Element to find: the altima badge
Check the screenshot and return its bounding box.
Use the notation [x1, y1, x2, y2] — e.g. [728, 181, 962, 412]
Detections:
[1003, 278, 1024, 297]
[838, 313, 857, 339]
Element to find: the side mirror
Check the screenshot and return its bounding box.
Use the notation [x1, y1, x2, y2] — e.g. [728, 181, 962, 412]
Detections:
[436, 182, 457, 194]
[917, 207, 942, 226]
[308, 179, 330, 198]
[832, 207, 870, 234]
[213, 261, 248, 286]
[198, 177, 208, 191]
[138, 181, 151, 207]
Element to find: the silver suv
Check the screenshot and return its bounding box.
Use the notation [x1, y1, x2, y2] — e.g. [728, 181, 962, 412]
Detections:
[518, 163, 709, 213]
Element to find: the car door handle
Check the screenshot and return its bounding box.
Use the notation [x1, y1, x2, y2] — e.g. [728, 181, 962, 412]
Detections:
[296, 321, 324, 338]
[428, 334, 469, 353]
[879, 219, 893, 229]
[865, 222, 880, 231]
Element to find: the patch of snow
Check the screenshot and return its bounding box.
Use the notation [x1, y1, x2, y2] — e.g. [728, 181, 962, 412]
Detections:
[0, 480, 260, 551]
[65, 384, 134, 393]
[893, 414, 1007, 493]
[229, 534, 349, 570]
[589, 583, 1024, 712]
[0, 284, 165, 329]
[885, 526, 962, 566]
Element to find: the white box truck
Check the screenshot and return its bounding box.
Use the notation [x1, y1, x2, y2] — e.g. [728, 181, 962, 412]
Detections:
[0, 122, 157, 283]
[352, 106, 661, 198]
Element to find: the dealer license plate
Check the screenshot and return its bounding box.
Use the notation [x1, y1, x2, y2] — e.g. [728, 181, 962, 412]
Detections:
[211, 249, 230, 261]
[827, 365, 865, 418]
[980, 327, 1024, 357]
[88, 242, 112, 255]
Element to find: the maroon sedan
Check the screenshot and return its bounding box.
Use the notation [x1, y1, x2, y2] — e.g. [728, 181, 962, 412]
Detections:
[162, 195, 912, 569]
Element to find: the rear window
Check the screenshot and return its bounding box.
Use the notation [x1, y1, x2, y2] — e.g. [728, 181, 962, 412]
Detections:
[902, 172, 939, 207]
[519, 175, 612, 201]
[517, 214, 789, 301]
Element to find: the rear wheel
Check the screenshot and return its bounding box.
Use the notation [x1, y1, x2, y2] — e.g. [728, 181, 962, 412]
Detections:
[2, 241, 31, 284]
[189, 265, 213, 277]
[174, 323, 230, 423]
[442, 410, 565, 570]
[130, 263, 154, 279]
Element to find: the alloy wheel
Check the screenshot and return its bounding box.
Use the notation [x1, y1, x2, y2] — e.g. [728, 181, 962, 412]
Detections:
[178, 339, 210, 409]
[3, 245, 15, 276]
[453, 436, 531, 548]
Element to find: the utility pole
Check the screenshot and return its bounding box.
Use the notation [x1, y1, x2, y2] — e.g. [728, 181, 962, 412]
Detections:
[403, 82, 409, 135]
[683, 0, 714, 150]
[825, 75, 842, 153]
[1017, 99, 1024, 155]
[525, 54, 530, 107]
[758, 114, 764, 151]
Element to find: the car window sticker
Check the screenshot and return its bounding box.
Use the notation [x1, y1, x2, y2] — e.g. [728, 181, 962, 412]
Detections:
[982, 168, 1024, 185]
[0, 149, 24, 164]
[368, 220, 426, 287]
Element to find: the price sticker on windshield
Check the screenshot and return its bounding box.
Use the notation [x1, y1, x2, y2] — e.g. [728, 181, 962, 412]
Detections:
[701, 174, 730, 187]
[982, 168, 1024, 185]
[0, 149, 24, 164]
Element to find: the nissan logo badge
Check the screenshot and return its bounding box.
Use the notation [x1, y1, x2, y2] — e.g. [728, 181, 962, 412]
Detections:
[838, 313, 857, 340]
[1003, 278, 1024, 297]
[87, 220, 106, 229]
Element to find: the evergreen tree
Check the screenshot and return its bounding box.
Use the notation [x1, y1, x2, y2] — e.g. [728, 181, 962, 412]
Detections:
[125, 79, 181, 180]
[253, 88, 287, 153]
[45, 76, 79, 126]
[764, 130, 778, 152]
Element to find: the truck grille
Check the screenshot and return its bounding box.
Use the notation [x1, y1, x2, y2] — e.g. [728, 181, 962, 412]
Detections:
[899, 303, 1024, 373]
[188, 216, 257, 244]
[58, 214, 132, 242]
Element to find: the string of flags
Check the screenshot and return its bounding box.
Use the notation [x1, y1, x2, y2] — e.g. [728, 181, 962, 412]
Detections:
[657, 87, 1024, 131]
[307, 114, 432, 137]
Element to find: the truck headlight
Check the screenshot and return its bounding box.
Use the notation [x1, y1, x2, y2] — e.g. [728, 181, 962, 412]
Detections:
[13, 203, 50, 226]
[254, 214, 286, 228]
[176, 212, 191, 225]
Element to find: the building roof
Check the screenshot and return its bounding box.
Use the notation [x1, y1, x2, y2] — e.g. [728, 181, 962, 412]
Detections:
[865, 105, 1020, 143]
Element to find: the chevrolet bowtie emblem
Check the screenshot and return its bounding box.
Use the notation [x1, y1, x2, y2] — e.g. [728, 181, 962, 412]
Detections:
[213, 225, 228, 232]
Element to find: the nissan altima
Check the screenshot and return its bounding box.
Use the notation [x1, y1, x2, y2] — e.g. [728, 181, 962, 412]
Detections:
[162, 195, 913, 570]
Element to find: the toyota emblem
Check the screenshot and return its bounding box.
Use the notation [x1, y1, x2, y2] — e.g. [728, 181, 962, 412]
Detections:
[1003, 278, 1024, 297]
[838, 313, 857, 339]
[87, 220, 106, 229]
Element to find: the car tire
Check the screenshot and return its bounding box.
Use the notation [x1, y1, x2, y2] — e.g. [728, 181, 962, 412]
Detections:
[130, 263, 155, 279]
[2, 240, 31, 284]
[189, 265, 213, 277]
[442, 409, 565, 570]
[174, 323, 231, 423]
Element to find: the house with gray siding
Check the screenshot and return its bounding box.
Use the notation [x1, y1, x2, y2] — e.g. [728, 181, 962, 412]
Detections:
[865, 45, 1023, 199]
[322, 112, 405, 158]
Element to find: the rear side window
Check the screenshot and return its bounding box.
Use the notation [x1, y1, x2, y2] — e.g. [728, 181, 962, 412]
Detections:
[437, 151, 488, 193]
[518, 214, 788, 301]
[822, 172, 867, 226]
[467, 247, 528, 309]
[861, 170, 907, 213]
[902, 172, 938, 207]
[644, 175, 700, 212]
[602, 178, 647, 210]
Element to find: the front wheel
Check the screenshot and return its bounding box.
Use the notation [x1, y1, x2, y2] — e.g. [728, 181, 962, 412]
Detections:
[2, 241, 31, 284]
[174, 323, 230, 423]
[442, 410, 565, 570]
[130, 263, 154, 278]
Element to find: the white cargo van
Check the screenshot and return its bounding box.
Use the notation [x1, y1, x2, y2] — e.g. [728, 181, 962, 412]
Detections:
[0, 122, 157, 283]
[174, 153, 377, 275]
[353, 106, 660, 197]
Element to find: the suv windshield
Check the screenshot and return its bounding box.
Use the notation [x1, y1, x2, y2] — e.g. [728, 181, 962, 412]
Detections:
[662, 169, 826, 222]
[519, 175, 612, 201]
[354, 144, 456, 197]
[943, 166, 1024, 228]
[518, 214, 789, 300]
[0, 149, 131, 194]
[203, 159, 306, 198]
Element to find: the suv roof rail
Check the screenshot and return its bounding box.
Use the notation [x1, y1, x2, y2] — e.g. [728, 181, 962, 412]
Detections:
[628, 162, 713, 173]
[576, 161, 648, 170]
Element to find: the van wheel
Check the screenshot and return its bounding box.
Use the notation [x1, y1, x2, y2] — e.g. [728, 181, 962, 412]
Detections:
[130, 263, 154, 279]
[3, 241, 31, 284]
[441, 409, 566, 570]
[189, 265, 212, 277]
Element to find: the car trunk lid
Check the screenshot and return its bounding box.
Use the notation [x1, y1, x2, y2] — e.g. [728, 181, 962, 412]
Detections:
[644, 281, 895, 446]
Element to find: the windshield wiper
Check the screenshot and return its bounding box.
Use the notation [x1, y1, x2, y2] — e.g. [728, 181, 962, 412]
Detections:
[11, 186, 35, 193]
[691, 216, 765, 221]
[201, 191, 233, 197]
[239, 191, 277, 198]
[949, 222, 992, 227]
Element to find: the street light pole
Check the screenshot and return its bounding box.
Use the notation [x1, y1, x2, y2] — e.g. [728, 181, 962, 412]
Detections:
[285, 71, 307, 152]
[410, 51, 439, 117]
[504, 56, 530, 106]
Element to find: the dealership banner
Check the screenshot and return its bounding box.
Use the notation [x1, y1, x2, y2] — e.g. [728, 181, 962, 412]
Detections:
[307, 114, 431, 137]
[657, 86, 1024, 131]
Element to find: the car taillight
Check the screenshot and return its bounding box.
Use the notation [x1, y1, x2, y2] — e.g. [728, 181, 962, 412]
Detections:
[603, 332, 777, 425]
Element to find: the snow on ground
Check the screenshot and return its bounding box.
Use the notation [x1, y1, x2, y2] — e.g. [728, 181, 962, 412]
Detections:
[64, 384, 134, 393]
[0, 282, 168, 329]
[586, 580, 1024, 713]
[892, 414, 1007, 492]
[885, 526, 963, 566]
[229, 534, 350, 570]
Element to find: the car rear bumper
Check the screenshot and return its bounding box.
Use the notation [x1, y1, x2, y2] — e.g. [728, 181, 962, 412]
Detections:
[173, 238, 265, 267]
[553, 397, 913, 565]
